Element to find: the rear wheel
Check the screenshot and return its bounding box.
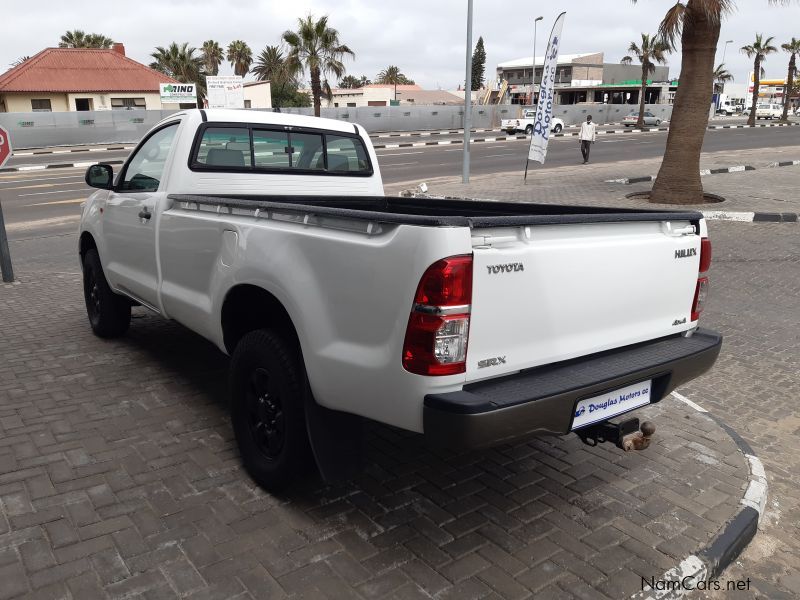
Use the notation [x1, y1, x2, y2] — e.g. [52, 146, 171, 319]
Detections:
[553, 123, 563, 133]
[230, 329, 312, 490]
[655, 119, 662, 126]
[82, 249, 131, 338]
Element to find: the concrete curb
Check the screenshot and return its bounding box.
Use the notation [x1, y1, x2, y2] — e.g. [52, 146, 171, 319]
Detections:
[12, 145, 134, 156]
[0, 159, 124, 173]
[606, 160, 799, 184]
[630, 392, 768, 599]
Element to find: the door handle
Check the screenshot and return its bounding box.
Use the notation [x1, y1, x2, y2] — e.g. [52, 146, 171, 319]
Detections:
[138, 209, 152, 220]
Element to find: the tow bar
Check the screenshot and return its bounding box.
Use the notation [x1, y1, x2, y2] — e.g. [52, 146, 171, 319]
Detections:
[576, 417, 656, 451]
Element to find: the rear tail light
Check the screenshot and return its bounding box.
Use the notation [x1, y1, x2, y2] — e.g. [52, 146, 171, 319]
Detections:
[402, 255, 472, 376]
[691, 237, 712, 321]
[691, 277, 709, 321]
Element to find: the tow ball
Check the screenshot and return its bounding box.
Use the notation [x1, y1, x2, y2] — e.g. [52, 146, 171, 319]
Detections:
[576, 417, 656, 451]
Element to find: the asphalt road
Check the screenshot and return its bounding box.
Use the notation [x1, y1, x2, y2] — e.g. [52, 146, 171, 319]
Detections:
[1, 126, 798, 242]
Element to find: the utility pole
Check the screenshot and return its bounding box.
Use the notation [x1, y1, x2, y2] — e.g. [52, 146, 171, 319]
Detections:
[462, 0, 473, 183]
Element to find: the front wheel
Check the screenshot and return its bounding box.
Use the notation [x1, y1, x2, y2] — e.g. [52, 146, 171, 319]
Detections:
[553, 124, 563, 133]
[230, 329, 312, 490]
[82, 249, 131, 338]
[655, 119, 661, 126]
[525, 124, 533, 135]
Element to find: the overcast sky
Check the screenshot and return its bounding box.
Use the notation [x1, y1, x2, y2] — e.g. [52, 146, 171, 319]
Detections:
[4, 0, 799, 89]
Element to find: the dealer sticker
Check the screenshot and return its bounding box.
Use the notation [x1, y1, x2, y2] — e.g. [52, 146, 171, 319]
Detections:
[571, 380, 652, 430]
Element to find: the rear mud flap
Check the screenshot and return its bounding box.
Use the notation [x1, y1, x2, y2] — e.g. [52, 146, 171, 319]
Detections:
[305, 393, 364, 483]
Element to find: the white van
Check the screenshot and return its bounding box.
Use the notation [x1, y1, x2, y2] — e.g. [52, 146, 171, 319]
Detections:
[755, 103, 783, 119]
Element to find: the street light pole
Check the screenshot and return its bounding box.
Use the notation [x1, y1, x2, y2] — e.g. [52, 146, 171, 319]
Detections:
[532, 16, 543, 106]
[462, 0, 473, 183]
[721, 39, 733, 66]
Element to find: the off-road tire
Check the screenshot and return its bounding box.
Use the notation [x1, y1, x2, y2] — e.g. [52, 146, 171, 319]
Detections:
[82, 249, 131, 338]
[230, 329, 312, 490]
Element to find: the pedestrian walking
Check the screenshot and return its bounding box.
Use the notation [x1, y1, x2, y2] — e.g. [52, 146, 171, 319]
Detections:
[579, 115, 597, 164]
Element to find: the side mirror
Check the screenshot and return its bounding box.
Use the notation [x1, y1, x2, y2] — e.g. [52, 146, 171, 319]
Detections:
[85, 164, 114, 190]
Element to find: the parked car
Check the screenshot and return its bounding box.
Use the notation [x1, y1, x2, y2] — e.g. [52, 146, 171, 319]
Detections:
[622, 111, 662, 127]
[78, 108, 722, 490]
[502, 109, 565, 134]
[742, 107, 751, 116]
[755, 103, 783, 119]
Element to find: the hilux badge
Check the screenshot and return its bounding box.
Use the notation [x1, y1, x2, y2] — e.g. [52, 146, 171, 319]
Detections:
[674, 248, 697, 259]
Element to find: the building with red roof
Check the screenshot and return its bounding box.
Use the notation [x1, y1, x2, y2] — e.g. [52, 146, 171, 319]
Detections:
[0, 44, 183, 113]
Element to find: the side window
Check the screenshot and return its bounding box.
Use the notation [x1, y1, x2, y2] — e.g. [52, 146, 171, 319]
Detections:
[325, 135, 371, 173]
[253, 130, 290, 169]
[194, 127, 251, 168]
[289, 132, 325, 170]
[120, 123, 179, 192]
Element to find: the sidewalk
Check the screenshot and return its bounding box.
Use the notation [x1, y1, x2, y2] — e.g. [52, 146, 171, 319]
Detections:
[383, 145, 800, 218]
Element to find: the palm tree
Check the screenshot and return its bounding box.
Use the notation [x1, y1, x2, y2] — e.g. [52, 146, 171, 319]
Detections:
[358, 75, 372, 87]
[227, 40, 253, 78]
[11, 56, 31, 68]
[742, 34, 779, 126]
[621, 33, 671, 127]
[253, 46, 288, 83]
[630, 1, 792, 205]
[376, 66, 415, 102]
[339, 75, 361, 89]
[780, 38, 800, 120]
[150, 43, 206, 103]
[283, 14, 355, 117]
[712, 63, 734, 93]
[201, 40, 223, 76]
[59, 30, 113, 48]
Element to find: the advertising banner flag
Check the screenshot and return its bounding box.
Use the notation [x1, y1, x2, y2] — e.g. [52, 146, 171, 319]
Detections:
[527, 12, 566, 165]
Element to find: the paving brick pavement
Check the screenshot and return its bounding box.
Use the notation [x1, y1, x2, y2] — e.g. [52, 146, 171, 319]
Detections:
[0, 261, 755, 598]
[383, 145, 800, 217]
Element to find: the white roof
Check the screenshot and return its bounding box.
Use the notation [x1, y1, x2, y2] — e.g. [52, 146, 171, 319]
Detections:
[166, 108, 358, 135]
[497, 53, 599, 69]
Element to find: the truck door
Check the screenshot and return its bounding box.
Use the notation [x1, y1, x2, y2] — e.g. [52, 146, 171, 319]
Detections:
[102, 122, 179, 310]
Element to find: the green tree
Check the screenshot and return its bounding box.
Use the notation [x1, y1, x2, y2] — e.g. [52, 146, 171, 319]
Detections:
[779, 38, 800, 120]
[201, 40, 224, 76]
[11, 56, 31, 68]
[358, 75, 372, 87]
[252, 45, 307, 108]
[150, 42, 206, 103]
[742, 34, 778, 126]
[59, 30, 114, 48]
[631, 0, 793, 205]
[712, 63, 734, 93]
[621, 33, 670, 127]
[471, 36, 486, 90]
[283, 14, 355, 117]
[375, 66, 414, 101]
[227, 40, 253, 77]
[338, 75, 362, 88]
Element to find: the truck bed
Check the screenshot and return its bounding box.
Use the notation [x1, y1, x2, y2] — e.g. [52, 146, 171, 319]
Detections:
[168, 194, 702, 228]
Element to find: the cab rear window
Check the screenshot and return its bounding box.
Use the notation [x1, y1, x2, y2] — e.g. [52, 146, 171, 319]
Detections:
[191, 124, 372, 176]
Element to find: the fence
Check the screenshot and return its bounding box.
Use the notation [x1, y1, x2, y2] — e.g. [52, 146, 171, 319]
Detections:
[0, 104, 675, 149]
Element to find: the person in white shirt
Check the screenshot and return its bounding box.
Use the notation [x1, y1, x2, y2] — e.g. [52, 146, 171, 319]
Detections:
[579, 115, 597, 164]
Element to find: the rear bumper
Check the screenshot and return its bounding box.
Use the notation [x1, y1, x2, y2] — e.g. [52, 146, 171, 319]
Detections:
[423, 328, 722, 449]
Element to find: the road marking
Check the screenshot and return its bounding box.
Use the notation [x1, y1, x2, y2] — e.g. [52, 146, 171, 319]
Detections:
[5, 214, 81, 232]
[381, 162, 418, 167]
[376, 151, 425, 157]
[671, 391, 708, 413]
[484, 153, 517, 158]
[24, 198, 85, 207]
[20, 189, 88, 197]
[0, 174, 85, 183]
[0, 181, 86, 191]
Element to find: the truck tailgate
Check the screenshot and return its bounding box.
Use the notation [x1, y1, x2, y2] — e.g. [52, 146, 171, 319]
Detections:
[467, 220, 701, 382]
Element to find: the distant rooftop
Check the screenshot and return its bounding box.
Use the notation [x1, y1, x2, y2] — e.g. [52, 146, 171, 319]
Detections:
[0, 47, 178, 93]
[497, 53, 602, 69]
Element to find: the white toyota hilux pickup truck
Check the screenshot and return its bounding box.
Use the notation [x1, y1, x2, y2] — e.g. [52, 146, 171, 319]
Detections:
[79, 109, 722, 489]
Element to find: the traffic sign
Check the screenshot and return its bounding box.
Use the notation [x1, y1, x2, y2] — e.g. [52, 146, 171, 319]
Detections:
[0, 125, 11, 168]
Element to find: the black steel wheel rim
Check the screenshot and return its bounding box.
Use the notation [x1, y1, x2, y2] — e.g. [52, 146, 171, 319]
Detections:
[246, 367, 285, 460]
[86, 269, 101, 318]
